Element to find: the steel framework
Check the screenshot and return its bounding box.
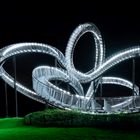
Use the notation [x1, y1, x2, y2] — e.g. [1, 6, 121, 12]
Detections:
[0, 23, 140, 114]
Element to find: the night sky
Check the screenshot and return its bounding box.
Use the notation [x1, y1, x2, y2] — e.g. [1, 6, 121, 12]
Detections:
[0, 3, 140, 117]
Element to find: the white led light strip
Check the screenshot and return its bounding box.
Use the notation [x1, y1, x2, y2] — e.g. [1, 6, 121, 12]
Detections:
[0, 23, 140, 114]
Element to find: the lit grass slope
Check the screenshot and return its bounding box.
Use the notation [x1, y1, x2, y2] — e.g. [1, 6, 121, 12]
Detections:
[0, 117, 139, 140]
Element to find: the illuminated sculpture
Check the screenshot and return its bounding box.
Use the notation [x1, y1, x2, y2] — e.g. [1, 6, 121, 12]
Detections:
[0, 23, 140, 114]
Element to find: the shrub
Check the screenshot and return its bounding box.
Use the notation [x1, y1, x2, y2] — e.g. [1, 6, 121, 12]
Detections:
[24, 109, 140, 128]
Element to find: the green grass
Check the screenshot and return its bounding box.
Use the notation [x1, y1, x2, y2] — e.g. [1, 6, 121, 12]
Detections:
[0, 118, 140, 140]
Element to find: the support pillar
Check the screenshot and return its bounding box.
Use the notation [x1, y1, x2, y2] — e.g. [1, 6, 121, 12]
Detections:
[13, 56, 18, 117]
[5, 82, 8, 117]
[132, 58, 136, 108]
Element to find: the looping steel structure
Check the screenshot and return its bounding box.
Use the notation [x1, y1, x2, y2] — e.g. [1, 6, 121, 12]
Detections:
[1, 23, 140, 114]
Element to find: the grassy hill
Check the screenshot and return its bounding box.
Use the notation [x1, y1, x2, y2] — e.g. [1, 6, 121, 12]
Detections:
[0, 118, 139, 140]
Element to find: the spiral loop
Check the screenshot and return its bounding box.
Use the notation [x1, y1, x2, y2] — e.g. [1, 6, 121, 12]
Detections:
[0, 23, 140, 114]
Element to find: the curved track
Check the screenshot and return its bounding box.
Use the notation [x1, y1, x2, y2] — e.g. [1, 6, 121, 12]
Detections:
[0, 23, 140, 114]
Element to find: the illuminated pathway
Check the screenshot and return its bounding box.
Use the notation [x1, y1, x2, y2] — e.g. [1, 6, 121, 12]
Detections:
[0, 23, 140, 114]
